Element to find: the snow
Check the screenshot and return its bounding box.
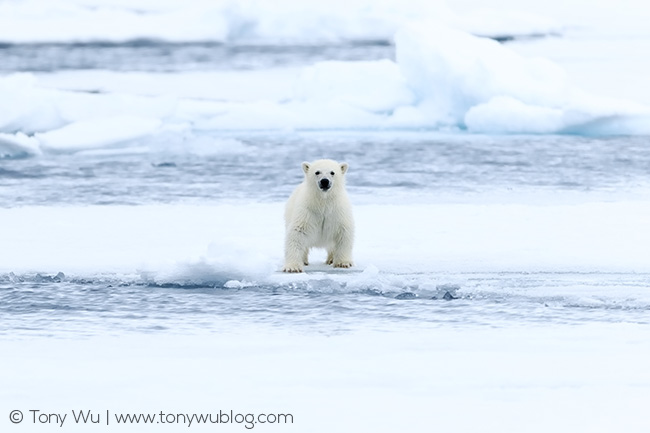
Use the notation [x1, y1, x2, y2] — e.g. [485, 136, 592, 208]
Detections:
[2, 326, 650, 433]
[1, 200, 648, 279]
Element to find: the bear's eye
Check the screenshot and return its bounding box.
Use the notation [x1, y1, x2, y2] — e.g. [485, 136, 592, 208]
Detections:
[315, 171, 321, 175]
[330, 171, 335, 176]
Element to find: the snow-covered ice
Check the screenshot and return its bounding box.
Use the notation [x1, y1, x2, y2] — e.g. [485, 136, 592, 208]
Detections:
[1, 201, 649, 277]
[3, 21, 650, 154]
[36, 116, 162, 152]
[35, 69, 302, 102]
[1, 0, 650, 158]
[0, 132, 41, 158]
[2, 326, 650, 432]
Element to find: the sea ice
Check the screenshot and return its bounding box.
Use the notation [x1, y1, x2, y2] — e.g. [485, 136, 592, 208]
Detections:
[394, 24, 650, 134]
[0, 132, 41, 158]
[1, 202, 649, 281]
[293, 60, 414, 113]
[36, 116, 162, 152]
[1, 0, 650, 151]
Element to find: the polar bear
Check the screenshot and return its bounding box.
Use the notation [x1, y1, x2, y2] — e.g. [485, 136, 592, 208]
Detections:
[283, 159, 354, 273]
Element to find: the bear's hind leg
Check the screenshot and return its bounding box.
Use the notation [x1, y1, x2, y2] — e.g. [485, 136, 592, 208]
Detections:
[303, 249, 310, 266]
[326, 250, 334, 265]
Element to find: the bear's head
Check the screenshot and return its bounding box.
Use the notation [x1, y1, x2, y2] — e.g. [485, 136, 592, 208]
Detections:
[301, 159, 349, 193]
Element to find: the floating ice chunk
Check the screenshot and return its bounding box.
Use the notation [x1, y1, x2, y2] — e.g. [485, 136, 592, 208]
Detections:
[467, 95, 650, 135]
[0, 74, 64, 133]
[34, 272, 66, 283]
[37, 69, 300, 102]
[442, 291, 457, 300]
[465, 96, 565, 134]
[197, 100, 386, 131]
[0, 132, 41, 158]
[392, 22, 650, 134]
[563, 115, 650, 136]
[1, 73, 175, 137]
[395, 292, 417, 300]
[186, 24, 650, 134]
[294, 60, 415, 113]
[431, 284, 460, 300]
[36, 116, 162, 152]
[57, 92, 177, 124]
[559, 92, 650, 135]
[395, 24, 569, 126]
[386, 105, 432, 129]
[361, 265, 380, 277]
[156, 135, 251, 156]
[0, 73, 38, 128]
[223, 280, 255, 289]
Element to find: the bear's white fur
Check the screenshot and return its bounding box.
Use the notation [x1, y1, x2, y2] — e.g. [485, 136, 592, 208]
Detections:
[283, 159, 354, 273]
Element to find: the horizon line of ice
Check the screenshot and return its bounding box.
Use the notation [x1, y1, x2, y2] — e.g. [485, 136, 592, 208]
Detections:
[0, 0, 562, 45]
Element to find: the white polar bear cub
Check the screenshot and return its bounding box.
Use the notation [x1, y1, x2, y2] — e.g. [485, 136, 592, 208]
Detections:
[283, 159, 355, 273]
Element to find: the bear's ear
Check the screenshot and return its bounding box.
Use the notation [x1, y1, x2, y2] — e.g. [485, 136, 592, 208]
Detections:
[340, 162, 349, 174]
[301, 162, 310, 174]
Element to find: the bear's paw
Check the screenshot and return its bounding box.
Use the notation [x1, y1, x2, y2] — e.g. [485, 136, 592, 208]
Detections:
[282, 263, 304, 273]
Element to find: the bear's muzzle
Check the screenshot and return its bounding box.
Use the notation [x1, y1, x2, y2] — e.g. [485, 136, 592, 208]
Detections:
[319, 178, 331, 191]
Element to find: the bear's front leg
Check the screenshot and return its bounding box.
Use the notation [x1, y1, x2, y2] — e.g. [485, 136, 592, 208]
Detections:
[332, 230, 354, 268]
[283, 227, 308, 273]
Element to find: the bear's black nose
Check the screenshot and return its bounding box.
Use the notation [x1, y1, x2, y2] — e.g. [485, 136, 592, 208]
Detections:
[319, 178, 331, 190]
